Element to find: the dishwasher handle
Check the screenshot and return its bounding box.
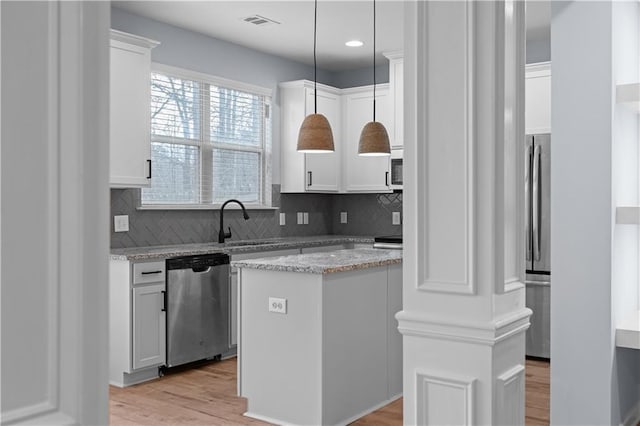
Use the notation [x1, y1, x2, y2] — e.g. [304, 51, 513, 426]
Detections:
[191, 266, 212, 274]
[166, 253, 230, 270]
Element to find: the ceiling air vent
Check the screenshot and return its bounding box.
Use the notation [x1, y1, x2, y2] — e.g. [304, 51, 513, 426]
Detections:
[241, 15, 281, 27]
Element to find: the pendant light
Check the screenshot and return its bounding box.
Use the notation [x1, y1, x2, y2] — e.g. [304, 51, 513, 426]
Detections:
[358, 0, 390, 156]
[297, 0, 335, 153]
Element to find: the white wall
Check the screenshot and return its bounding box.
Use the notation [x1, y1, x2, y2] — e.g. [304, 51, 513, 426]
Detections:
[551, 1, 640, 424]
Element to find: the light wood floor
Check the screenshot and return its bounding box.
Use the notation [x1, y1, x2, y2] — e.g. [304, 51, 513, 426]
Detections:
[110, 358, 550, 425]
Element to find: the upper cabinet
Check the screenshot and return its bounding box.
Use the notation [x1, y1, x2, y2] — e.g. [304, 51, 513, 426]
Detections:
[280, 80, 394, 194]
[342, 85, 392, 192]
[525, 62, 551, 134]
[110, 30, 159, 188]
[280, 81, 342, 193]
[384, 51, 404, 149]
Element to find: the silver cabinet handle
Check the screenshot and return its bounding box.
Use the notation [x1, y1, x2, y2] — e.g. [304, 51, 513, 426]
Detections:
[533, 144, 541, 262]
[307, 171, 312, 187]
[525, 142, 532, 261]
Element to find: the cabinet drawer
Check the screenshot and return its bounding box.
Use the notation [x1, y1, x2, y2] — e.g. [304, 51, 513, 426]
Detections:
[132, 261, 166, 285]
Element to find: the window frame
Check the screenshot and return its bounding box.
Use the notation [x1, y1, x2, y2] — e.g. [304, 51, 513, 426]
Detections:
[141, 63, 273, 209]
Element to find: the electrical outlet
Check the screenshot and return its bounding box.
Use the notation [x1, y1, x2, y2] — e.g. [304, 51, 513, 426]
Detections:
[340, 212, 348, 223]
[279, 212, 286, 226]
[297, 212, 304, 225]
[392, 211, 401, 225]
[268, 297, 287, 314]
[114, 215, 129, 232]
[303, 212, 309, 225]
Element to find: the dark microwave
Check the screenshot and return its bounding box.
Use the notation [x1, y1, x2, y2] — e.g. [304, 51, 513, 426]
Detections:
[390, 149, 403, 190]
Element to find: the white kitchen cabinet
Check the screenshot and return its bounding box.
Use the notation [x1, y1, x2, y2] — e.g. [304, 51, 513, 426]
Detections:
[280, 81, 342, 193]
[384, 51, 404, 148]
[110, 259, 166, 387]
[342, 85, 392, 192]
[109, 30, 159, 188]
[133, 283, 166, 370]
[525, 62, 551, 134]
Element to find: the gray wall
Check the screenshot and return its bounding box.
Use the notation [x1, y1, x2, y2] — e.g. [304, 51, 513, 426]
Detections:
[551, 1, 640, 424]
[111, 186, 402, 248]
[526, 37, 551, 64]
[332, 64, 389, 89]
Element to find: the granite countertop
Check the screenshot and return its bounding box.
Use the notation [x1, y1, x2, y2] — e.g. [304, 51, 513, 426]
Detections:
[231, 248, 402, 274]
[110, 235, 374, 261]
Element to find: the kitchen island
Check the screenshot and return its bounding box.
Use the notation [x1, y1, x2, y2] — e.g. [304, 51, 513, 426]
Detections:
[233, 248, 402, 426]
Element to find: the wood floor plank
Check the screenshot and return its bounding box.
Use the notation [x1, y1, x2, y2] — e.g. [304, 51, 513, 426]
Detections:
[110, 357, 550, 425]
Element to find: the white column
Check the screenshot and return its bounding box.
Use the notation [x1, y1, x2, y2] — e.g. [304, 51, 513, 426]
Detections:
[1, 1, 110, 424]
[400, 2, 530, 424]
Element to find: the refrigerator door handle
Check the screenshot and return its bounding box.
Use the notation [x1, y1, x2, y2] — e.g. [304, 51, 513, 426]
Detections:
[525, 142, 532, 261]
[533, 144, 541, 262]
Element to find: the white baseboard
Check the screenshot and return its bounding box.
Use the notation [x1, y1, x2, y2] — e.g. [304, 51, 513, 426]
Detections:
[245, 394, 402, 426]
[110, 367, 160, 388]
[621, 399, 640, 426]
[244, 411, 296, 426]
[338, 394, 403, 425]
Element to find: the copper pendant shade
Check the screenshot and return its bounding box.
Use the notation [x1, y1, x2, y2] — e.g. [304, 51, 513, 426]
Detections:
[358, 0, 390, 156]
[298, 113, 335, 153]
[297, 0, 335, 153]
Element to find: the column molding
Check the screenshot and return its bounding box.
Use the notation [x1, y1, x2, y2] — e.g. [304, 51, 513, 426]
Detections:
[402, 1, 530, 424]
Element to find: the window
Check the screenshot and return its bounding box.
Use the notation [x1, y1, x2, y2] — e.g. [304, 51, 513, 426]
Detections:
[142, 64, 272, 207]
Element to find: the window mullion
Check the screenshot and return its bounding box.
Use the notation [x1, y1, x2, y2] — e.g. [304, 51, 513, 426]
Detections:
[201, 83, 213, 204]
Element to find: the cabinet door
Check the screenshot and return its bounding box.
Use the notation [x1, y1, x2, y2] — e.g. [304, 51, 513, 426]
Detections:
[389, 59, 404, 148]
[304, 88, 341, 192]
[525, 69, 551, 134]
[343, 89, 391, 192]
[132, 283, 166, 370]
[110, 39, 152, 188]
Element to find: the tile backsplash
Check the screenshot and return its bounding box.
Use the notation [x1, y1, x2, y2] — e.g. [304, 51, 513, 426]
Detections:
[110, 185, 402, 248]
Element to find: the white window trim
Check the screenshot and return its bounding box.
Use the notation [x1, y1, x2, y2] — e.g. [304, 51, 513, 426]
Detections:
[152, 62, 272, 97]
[143, 63, 273, 209]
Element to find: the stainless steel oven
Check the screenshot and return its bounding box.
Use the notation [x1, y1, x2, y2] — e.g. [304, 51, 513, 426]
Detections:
[390, 149, 403, 190]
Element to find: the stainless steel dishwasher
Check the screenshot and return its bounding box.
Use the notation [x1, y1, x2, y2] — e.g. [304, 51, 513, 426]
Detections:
[166, 253, 230, 368]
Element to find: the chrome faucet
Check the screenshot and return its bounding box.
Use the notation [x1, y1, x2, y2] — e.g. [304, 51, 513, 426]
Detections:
[218, 199, 250, 243]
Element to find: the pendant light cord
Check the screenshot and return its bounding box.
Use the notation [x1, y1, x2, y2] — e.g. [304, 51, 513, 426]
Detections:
[373, 0, 376, 122]
[314, 0, 318, 114]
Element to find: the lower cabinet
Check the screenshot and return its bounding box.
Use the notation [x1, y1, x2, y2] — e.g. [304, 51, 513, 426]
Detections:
[110, 244, 366, 387]
[132, 283, 166, 370]
[110, 259, 166, 387]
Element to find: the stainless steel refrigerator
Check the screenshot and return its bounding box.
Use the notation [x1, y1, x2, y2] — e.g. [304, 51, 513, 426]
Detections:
[525, 134, 551, 359]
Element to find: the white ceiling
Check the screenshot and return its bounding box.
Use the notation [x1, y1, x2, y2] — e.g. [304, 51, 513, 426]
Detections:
[113, 0, 550, 72]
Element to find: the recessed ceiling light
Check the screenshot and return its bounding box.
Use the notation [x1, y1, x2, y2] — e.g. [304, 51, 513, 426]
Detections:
[345, 40, 364, 47]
